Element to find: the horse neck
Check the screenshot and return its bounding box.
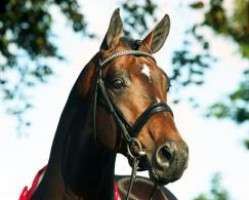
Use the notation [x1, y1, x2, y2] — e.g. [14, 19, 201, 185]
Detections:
[59, 98, 117, 199]
[32, 62, 117, 200]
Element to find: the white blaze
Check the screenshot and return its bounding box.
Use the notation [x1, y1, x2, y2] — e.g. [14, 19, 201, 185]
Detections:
[156, 97, 161, 103]
[141, 64, 152, 82]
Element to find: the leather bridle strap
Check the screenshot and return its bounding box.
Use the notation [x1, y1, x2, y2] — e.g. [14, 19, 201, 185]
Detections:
[132, 103, 173, 137]
[100, 50, 154, 66]
[97, 75, 131, 143]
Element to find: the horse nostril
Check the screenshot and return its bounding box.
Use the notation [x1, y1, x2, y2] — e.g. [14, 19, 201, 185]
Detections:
[156, 143, 175, 168]
[161, 146, 173, 161]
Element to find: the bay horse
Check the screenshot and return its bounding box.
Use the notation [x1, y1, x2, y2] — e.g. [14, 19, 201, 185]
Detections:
[28, 8, 188, 200]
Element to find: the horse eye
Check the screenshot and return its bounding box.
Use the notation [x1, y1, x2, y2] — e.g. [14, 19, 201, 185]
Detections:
[111, 78, 125, 89]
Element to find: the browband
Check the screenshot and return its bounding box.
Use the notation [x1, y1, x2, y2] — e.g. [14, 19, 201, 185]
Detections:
[100, 50, 154, 67]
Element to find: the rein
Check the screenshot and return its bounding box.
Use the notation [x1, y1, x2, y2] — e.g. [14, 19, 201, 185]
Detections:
[93, 50, 173, 200]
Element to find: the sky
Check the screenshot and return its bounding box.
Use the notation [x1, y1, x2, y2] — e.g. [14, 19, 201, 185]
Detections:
[0, 0, 249, 199]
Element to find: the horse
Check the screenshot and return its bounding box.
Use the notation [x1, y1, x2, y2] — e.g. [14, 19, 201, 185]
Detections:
[27, 8, 189, 200]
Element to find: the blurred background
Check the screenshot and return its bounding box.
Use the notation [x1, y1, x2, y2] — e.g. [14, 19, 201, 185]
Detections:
[0, 0, 249, 199]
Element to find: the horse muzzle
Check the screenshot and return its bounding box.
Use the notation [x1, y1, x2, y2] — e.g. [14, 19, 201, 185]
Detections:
[127, 139, 189, 185]
[149, 140, 189, 185]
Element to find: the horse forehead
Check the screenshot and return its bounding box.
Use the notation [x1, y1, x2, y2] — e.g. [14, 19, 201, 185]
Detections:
[104, 55, 158, 78]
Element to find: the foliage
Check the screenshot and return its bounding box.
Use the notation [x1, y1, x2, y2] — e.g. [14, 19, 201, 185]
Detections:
[208, 70, 249, 123]
[207, 69, 249, 149]
[190, 1, 205, 9]
[170, 25, 215, 93]
[204, 0, 249, 58]
[193, 173, 231, 200]
[184, 0, 249, 148]
[0, 0, 91, 129]
[120, 0, 157, 37]
[198, 0, 249, 147]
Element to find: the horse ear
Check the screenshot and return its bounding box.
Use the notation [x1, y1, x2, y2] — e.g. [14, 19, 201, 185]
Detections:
[100, 8, 123, 50]
[142, 14, 170, 53]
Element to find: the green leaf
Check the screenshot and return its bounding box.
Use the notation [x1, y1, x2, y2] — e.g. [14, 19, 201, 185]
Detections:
[189, 2, 204, 9]
[244, 139, 249, 150]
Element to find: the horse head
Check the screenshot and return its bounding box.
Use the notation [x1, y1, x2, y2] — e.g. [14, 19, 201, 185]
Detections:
[77, 9, 189, 185]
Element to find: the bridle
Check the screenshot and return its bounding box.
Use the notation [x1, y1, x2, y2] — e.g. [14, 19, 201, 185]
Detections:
[93, 50, 173, 200]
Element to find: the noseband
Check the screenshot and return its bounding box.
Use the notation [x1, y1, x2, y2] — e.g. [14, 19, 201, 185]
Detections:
[93, 50, 173, 200]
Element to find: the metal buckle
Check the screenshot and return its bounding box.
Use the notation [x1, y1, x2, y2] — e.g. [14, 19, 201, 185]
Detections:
[127, 138, 146, 159]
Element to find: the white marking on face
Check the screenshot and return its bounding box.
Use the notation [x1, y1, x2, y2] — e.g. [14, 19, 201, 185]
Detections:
[141, 64, 152, 82]
[156, 97, 161, 103]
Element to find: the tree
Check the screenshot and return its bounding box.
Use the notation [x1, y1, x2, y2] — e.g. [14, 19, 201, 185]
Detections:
[200, 0, 249, 149]
[0, 0, 91, 129]
[188, 0, 249, 149]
